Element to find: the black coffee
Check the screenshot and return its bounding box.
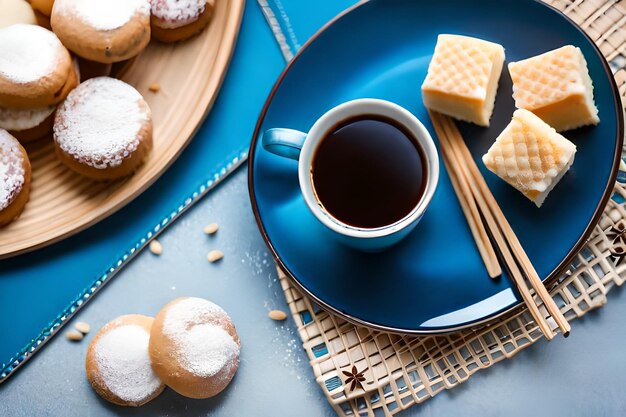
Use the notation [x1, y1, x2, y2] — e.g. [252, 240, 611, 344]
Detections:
[311, 115, 427, 229]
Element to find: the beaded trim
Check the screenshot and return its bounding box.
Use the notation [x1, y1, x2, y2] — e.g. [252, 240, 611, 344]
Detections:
[0, 149, 248, 382]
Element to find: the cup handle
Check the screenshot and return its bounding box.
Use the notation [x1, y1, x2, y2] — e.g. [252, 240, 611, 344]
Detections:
[262, 128, 307, 160]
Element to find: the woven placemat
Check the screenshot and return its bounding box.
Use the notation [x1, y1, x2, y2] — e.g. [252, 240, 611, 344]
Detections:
[278, 1, 626, 415]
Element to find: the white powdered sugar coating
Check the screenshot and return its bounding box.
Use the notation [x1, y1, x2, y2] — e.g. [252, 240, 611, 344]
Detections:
[94, 324, 162, 403]
[54, 77, 150, 169]
[151, 0, 206, 29]
[0, 24, 62, 84]
[0, 130, 25, 211]
[54, 0, 150, 31]
[163, 298, 239, 379]
[0, 105, 55, 131]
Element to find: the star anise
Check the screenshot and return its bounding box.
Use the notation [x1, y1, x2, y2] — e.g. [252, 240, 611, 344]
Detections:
[605, 222, 626, 266]
[342, 365, 366, 392]
[606, 223, 626, 245]
[610, 244, 626, 266]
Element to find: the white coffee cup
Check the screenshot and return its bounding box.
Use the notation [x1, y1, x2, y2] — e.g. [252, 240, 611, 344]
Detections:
[262, 98, 439, 251]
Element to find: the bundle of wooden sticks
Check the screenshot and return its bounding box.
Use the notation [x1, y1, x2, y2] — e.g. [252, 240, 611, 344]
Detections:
[429, 110, 570, 340]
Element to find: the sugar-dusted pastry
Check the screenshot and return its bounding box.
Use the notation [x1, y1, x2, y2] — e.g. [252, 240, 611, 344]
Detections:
[0, 24, 75, 108]
[30, 0, 55, 16]
[482, 109, 577, 207]
[51, 0, 151, 64]
[0, 105, 55, 142]
[422, 34, 505, 127]
[150, 0, 215, 43]
[86, 314, 166, 407]
[149, 297, 240, 399]
[0, 129, 31, 227]
[508, 45, 599, 132]
[0, 0, 37, 28]
[0, 54, 79, 141]
[53, 77, 152, 180]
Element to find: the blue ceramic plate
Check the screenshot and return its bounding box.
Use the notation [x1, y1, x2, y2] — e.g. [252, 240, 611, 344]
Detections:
[249, 0, 623, 333]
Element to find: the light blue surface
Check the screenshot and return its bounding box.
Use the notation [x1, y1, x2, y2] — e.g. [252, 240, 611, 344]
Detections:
[0, 1, 285, 379]
[0, 0, 358, 385]
[0, 0, 358, 405]
[2, 169, 626, 417]
[250, 0, 622, 332]
[1, 1, 625, 416]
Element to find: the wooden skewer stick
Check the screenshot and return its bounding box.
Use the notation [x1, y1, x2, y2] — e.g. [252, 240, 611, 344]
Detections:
[428, 111, 501, 278]
[439, 114, 570, 337]
[439, 113, 554, 340]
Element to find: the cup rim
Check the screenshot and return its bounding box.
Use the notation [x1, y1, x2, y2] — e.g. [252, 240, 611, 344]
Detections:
[298, 98, 439, 239]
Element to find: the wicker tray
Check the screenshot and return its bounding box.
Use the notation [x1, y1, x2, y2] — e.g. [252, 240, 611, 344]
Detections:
[279, 1, 626, 415]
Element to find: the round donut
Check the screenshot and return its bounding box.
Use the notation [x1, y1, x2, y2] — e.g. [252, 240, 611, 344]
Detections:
[0, 0, 37, 28]
[0, 60, 79, 140]
[150, 0, 215, 43]
[0, 129, 31, 227]
[149, 297, 240, 399]
[0, 105, 56, 143]
[1, 57, 79, 142]
[30, 0, 55, 16]
[0, 24, 74, 108]
[86, 314, 166, 407]
[51, 0, 151, 64]
[53, 77, 152, 181]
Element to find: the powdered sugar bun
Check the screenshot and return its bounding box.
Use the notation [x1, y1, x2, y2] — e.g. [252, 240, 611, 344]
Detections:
[86, 314, 165, 407]
[0, 105, 55, 132]
[0, 129, 31, 227]
[0, 0, 37, 28]
[0, 24, 73, 108]
[53, 77, 152, 180]
[151, 0, 215, 43]
[0, 105, 56, 143]
[51, 0, 151, 63]
[2, 59, 78, 142]
[151, 0, 207, 29]
[149, 297, 240, 399]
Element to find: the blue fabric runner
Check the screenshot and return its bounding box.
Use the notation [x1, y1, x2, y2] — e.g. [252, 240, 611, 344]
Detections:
[0, 0, 356, 383]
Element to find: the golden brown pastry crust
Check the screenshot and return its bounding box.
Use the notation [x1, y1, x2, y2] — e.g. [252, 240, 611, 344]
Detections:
[54, 129, 151, 181]
[9, 110, 55, 143]
[33, 9, 52, 29]
[46, 58, 79, 105]
[85, 314, 166, 407]
[151, 0, 214, 43]
[53, 78, 152, 181]
[31, 0, 55, 16]
[0, 26, 73, 108]
[51, 1, 151, 63]
[0, 132, 31, 227]
[7, 60, 80, 143]
[149, 297, 241, 399]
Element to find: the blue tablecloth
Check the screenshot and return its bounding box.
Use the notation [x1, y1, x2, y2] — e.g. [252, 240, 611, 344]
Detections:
[0, 0, 356, 381]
